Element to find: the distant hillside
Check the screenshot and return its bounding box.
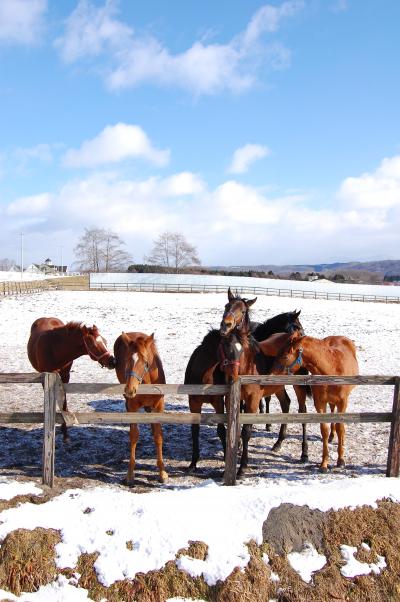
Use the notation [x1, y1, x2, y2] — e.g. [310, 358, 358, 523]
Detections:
[212, 260, 400, 277]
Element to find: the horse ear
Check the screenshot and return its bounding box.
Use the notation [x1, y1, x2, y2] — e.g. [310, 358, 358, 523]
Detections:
[121, 332, 130, 345]
[294, 309, 301, 318]
[246, 297, 257, 308]
[228, 287, 234, 302]
[148, 333, 155, 342]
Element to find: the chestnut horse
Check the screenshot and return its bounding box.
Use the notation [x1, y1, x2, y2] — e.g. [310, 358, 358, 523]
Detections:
[219, 331, 309, 478]
[271, 331, 359, 471]
[27, 317, 115, 438]
[114, 332, 168, 485]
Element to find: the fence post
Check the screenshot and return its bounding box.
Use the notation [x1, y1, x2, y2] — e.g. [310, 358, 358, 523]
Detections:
[224, 378, 241, 486]
[42, 372, 57, 487]
[386, 377, 400, 477]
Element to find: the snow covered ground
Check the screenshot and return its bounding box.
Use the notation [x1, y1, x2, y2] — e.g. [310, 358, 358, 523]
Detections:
[0, 290, 399, 599]
[90, 271, 400, 299]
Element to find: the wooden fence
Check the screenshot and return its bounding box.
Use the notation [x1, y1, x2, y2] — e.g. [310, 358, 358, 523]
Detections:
[90, 281, 400, 304]
[0, 373, 399, 487]
[0, 280, 52, 296]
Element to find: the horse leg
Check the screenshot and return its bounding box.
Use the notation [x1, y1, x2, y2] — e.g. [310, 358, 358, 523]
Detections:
[213, 396, 226, 460]
[262, 396, 271, 431]
[271, 388, 291, 452]
[335, 400, 347, 468]
[328, 403, 336, 443]
[237, 424, 252, 479]
[187, 397, 202, 472]
[126, 423, 139, 485]
[294, 385, 308, 463]
[59, 364, 72, 442]
[317, 404, 330, 472]
[150, 423, 168, 484]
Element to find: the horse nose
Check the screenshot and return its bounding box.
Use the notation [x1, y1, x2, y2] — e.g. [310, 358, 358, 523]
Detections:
[124, 385, 137, 398]
[220, 320, 230, 335]
[108, 355, 117, 369]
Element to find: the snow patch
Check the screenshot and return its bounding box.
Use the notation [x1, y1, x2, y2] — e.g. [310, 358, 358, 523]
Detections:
[340, 544, 387, 578]
[287, 542, 326, 583]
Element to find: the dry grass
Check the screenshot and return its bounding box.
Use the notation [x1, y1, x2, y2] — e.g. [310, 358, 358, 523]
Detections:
[47, 275, 89, 290]
[0, 501, 400, 601]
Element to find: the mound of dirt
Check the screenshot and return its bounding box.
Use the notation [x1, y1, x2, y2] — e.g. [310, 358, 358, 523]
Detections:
[262, 503, 328, 555]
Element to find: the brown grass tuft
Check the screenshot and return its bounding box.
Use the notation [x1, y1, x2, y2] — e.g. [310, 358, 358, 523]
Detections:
[0, 528, 60, 596]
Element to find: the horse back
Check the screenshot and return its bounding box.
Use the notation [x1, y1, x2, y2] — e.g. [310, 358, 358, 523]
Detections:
[322, 336, 359, 376]
[27, 317, 66, 372]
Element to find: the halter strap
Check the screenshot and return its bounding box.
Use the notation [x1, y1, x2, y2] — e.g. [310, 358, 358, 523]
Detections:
[82, 335, 111, 362]
[125, 362, 149, 384]
[218, 341, 241, 370]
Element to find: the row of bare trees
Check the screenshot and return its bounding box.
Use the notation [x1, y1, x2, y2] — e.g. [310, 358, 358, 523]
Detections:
[74, 228, 201, 273]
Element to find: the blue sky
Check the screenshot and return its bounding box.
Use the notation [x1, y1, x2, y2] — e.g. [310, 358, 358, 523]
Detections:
[1, 0, 400, 267]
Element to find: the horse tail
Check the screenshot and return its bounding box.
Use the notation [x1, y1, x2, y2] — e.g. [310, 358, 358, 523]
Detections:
[305, 385, 313, 399]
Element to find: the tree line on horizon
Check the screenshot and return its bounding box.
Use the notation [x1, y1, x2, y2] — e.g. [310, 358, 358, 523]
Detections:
[1, 227, 399, 284]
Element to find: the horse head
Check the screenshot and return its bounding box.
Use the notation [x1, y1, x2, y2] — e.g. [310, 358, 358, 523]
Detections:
[81, 324, 116, 368]
[122, 332, 156, 398]
[271, 330, 304, 375]
[220, 287, 257, 337]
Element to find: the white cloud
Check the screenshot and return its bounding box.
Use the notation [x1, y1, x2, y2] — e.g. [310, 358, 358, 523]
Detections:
[56, 1, 303, 95]
[62, 123, 170, 168]
[3, 154, 400, 265]
[0, 0, 47, 45]
[228, 144, 271, 174]
[6, 193, 51, 216]
[338, 155, 400, 210]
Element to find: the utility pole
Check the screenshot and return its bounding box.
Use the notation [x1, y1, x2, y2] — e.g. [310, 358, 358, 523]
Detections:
[59, 245, 64, 275]
[20, 232, 24, 279]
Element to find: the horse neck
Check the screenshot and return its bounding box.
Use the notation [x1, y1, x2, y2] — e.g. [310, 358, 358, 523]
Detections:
[54, 326, 86, 364]
[239, 336, 258, 375]
[299, 337, 331, 374]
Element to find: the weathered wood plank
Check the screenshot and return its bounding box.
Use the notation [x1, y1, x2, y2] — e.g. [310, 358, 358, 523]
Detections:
[239, 412, 393, 425]
[0, 373, 44, 384]
[239, 375, 396, 386]
[0, 411, 393, 426]
[387, 377, 400, 477]
[224, 379, 241, 486]
[63, 383, 230, 395]
[42, 373, 57, 487]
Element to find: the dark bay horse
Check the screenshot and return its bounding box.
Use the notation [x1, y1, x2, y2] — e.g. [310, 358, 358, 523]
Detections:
[271, 331, 359, 471]
[219, 331, 309, 478]
[27, 317, 115, 438]
[114, 332, 168, 484]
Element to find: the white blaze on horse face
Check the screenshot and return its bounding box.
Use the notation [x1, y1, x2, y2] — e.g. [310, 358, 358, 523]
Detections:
[234, 343, 242, 352]
[132, 352, 139, 364]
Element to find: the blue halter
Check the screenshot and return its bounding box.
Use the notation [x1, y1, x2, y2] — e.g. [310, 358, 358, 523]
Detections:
[125, 362, 149, 383]
[278, 348, 303, 375]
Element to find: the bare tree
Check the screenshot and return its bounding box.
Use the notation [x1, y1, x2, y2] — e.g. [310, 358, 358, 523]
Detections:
[144, 231, 201, 273]
[74, 228, 132, 272]
[0, 258, 17, 271]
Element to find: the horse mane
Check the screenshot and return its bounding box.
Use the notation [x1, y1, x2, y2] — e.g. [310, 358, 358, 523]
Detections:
[65, 322, 99, 336]
[253, 311, 301, 341]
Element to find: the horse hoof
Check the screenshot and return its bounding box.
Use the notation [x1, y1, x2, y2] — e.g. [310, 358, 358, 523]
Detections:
[265, 424, 271, 432]
[271, 442, 282, 453]
[185, 464, 198, 474]
[300, 455, 309, 463]
[319, 466, 328, 473]
[337, 459, 345, 468]
[122, 476, 135, 487]
[159, 472, 168, 483]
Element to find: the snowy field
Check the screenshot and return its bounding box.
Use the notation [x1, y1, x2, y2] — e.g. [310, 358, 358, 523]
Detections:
[90, 271, 400, 299]
[0, 290, 399, 599]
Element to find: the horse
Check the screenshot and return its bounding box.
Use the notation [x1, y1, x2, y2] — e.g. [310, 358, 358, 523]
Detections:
[114, 332, 168, 485]
[220, 291, 309, 451]
[219, 331, 309, 478]
[184, 304, 307, 472]
[27, 317, 115, 439]
[271, 330, 359, 471]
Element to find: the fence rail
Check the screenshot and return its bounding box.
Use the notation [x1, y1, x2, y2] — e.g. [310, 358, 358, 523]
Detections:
[90, 281, 400, 304]
[0, 373, 399, 487]
[0, 280, 53, 296]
